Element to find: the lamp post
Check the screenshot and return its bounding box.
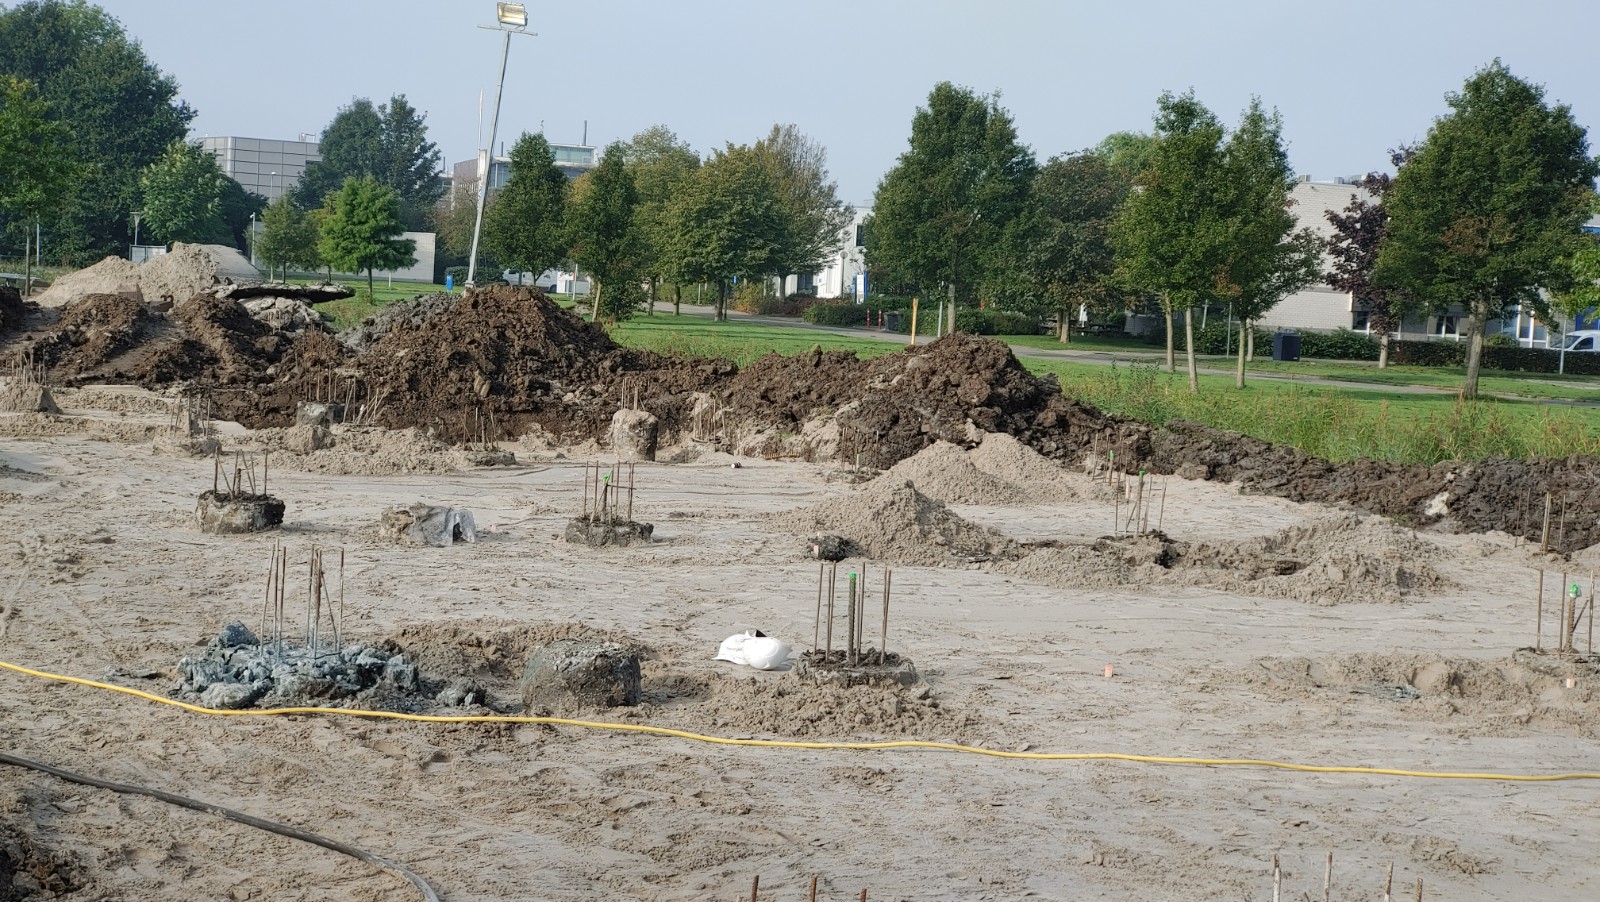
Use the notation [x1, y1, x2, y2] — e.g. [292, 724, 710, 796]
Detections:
[130, 211, 143, 261]
[466, 2, 535, 288]
[248, 212, 257, 268]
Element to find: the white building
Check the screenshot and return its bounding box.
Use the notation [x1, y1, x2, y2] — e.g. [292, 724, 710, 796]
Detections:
[200, 135, 320, 201]
[774, 208, 870, 299]
[1255, 180, 1598, 347]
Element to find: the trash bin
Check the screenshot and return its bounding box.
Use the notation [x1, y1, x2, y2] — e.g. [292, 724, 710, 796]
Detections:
[884, 312, 902, 332]
[1271, 332, 1301, 362]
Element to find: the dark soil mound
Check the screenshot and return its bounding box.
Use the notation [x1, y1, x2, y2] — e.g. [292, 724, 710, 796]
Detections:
[338, 292, 457, 353]
[0, 286, 27, 339]
[357, 285, 624, 439]
[128, 293, 283, 385]
[10, 293, 162, 376]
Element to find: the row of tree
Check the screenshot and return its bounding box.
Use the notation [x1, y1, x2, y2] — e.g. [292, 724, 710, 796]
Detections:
[868, 64, 1599, 398]
[448, 123, 850, 321]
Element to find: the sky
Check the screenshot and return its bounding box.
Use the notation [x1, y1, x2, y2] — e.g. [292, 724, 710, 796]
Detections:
[91, 0, 1600, 206]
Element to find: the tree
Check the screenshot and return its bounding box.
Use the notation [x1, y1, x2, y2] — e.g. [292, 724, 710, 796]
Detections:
[138, 139, 226, 244]
[570, 142, 642, 322]
[1005, 152, 1133, 343]
[484, 132, 568, 284]
[317, 175, 416, 300]
[205, 178, 266, 252]
[1551, 201, 1600, 365]
[668, 144, 786, 321]
[619, 125, 700, 314]
[870, 82, 1037, 335]
[1111, 90, 1230, 391]
[0, 0, 195, 261]
[753, 123, 852, 293]
[295, 95, 443, 227]
[1216, 99, 1325, 388]
[1325, 151, 1417, 369]
[0, 75, 75, 296]
[1092, 131, 1158, 182]
[1374, 60, 1600, 399]
[256, 195, 320, 280]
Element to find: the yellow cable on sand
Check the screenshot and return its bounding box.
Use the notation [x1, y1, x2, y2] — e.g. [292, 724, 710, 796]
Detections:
[5, 658, 1597, 784]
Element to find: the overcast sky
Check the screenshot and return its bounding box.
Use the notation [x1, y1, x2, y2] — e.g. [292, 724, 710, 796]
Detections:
[93, 0, 1598, 205]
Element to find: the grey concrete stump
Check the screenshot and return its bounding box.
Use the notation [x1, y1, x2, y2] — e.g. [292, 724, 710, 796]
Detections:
[284, 424, 332, 454]
[563, 518, 653, 547]
[807, 534, 853, 561]
[380, 504, 477, 547]
[794, 653, 920, 689]
[294, 401, 344, 427]
[519, 639, 642, 713]
[195, 491, 285, 534]
[610, 409, 659, 462]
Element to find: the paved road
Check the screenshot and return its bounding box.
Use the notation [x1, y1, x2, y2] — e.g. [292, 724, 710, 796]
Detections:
[641, 302, 1487, 399]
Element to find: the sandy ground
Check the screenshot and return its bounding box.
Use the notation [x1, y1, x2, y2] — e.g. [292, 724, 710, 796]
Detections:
[1, 393, 1598, 901]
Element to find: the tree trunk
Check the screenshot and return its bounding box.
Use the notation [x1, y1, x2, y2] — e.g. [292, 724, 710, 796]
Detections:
[1184, 306, 1199, 394]
[1236, 323, 1247, 389]
[1163, 296, 1175, 373]
[946, 281, 956, 337]
[648, 275, 658, 316]
[590, 280, 602, 323]
[367, 267, 374, 302]
[1246, 324, 1255, 362]
[673, 283, 681, 316]
[1058, 305, 1070, 343]
[1463, 307, 1486, 400]
[1378, 333, 1390, 369]
[717, 279, 728, 321]
[23, 228, 33, 299]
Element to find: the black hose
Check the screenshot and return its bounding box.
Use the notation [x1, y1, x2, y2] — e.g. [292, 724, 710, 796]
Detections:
[0, 750, 441, 901]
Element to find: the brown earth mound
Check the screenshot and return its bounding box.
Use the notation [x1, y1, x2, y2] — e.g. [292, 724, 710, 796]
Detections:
[871, 440, 1024, 505]
[0, 286, 27, 339]
[12, 293, 163, 376]
[1000, 514, 1452, 604]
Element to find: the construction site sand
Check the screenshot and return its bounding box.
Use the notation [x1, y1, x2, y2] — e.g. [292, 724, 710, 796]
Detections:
[774, 476, 1018, 566]
[1000, 513, 1455, 604]
[2, 400, 1598, 899]
[33, 243, 260, 309]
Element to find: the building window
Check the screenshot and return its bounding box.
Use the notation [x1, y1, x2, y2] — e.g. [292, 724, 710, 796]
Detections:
[1433, 315, 1458, 337]
[1351, 311, 1371, 332]
[855, 224, 865, 247]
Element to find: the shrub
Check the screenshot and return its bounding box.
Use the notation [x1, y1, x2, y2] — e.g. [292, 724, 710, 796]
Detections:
[803, 302, 873, 327]
[728, 281, 767, 313]
[1389, 340, 1465, 367]
[1298, 329, 1380, 361]
[752, 293, 823, 317]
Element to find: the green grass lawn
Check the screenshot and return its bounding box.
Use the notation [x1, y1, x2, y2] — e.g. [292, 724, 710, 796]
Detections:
[607, 316, 902, 365]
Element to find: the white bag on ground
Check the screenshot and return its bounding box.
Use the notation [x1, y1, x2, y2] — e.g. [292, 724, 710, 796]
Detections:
[411, 506, 477, 547]
[715, 630, 791, 671]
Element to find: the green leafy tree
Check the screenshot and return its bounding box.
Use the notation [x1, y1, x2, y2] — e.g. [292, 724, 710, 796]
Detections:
[870, 82, 1037, 335]
[618, 125, 700, 313]
[1005, 152, 1134, 342]
[295, 95, 443, 227]
[754, 123, 852, 292]
[484, 132, 568, 284]
[256, 194, 320, 280]
[0, 0, 195, 261]
[0, 75, 76, 295]
[1374, 60, 1600, 399]
[1325, 151, 1417, 369]
[203, 177, 265, 252]
[1111, 90, 1230, 391]
[570, 142, 642, 322]
[138, 139, 226, 244]
[1551, 200, 1600, 364]
[317, 175, 416, 300]
[1092, 131, 1159, 181]
[668, 144, 786, 321]
[1216, 99, 1325, 388]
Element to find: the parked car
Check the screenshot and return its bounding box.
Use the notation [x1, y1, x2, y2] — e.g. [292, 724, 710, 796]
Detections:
[1560, 330, 1600, 352]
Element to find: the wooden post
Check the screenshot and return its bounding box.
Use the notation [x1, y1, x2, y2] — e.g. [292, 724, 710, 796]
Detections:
[880, 567, 891, 666]
[749, 875, 758, 902]
[1383, 861, 1393, 902]
[808, 876, 817, 902]
[1414, 877, 1423, 901]
[814, 562, 824, 652]
[1323, 851, 1332, 902]
[825, 563, 836, 662]
[1541, 492, 1553, 552]
[1537, 568, 1545, 653]
[1561, 571, 1572, 653]
[908, 297, 919, 347]
[1272, 854, 1281, 902]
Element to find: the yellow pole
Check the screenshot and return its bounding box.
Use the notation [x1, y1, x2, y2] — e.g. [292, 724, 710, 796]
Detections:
[908, 298, 919, 347]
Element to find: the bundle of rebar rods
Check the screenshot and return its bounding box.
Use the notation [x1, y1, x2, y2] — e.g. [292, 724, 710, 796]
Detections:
[812, 562, 894, 666]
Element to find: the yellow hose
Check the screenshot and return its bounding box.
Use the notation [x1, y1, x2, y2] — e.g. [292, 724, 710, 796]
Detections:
[5, 658, 1598, 783]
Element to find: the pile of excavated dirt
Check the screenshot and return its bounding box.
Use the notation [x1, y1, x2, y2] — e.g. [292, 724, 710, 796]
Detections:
[775, 478, 1018, 567]
[871, 441, 1024, 505]
[337, 292, 458, 352]
[246, 424, 483, 476]
[32, 243, 260, 309]
[0, 286, 26, 338]
[11, 293, 163, 375]
[1217, 651, 1600, 738]
[968, 432, 1102, 502]
[1001, 514, 1452, 604]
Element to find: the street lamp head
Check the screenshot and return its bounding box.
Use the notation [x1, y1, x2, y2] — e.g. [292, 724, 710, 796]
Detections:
[496, 2, 527, 27]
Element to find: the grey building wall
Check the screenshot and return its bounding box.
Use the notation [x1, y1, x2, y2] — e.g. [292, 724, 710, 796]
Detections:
[201, 136, 321, 201]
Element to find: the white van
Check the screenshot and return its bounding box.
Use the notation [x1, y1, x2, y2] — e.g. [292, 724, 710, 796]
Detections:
[1560, 330, 1600, 352]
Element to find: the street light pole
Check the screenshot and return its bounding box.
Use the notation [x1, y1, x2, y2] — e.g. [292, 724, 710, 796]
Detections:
[466, 3, 534, 288]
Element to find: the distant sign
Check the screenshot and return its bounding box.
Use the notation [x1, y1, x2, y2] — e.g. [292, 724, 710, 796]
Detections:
[854, 272, 867, 301]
